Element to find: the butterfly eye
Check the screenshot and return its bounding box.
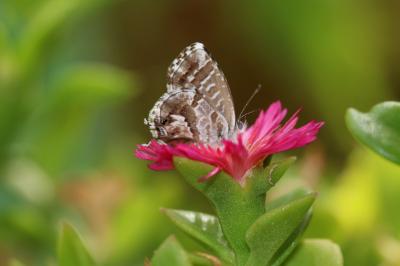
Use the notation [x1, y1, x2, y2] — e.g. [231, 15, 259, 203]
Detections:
[158, 127, 167, 136]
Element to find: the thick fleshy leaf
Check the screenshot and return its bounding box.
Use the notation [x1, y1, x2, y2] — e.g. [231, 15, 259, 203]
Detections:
[174, 158, 265, 265]
[267, 188, 313, 265]
[283, 239, 343, 266]
[246, 157, 297, 196]
[346, 101, 400, 164]
[266, 187, 312, 212]
[245, 194, 316, 266]
[270, 211, 312, 266]
[151, 236, 191, 266]
[162, 208, 234, 263]
[173, 157, 215, 191]
[58, 223, 95, 266]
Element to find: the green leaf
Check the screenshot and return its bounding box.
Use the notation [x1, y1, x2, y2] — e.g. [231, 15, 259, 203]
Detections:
[246, 194, 316, 266]
[151, 236, 192, 266]
[162, 208, 234, 264]
[246, 157, 297, 196]
[283, 239, 343, 266]
[270, 211, 312, 266]
[346, 101, 400, 165]
[266, 188, 312, 212]
[58, 222, 95, 266]
[264, 188, 314, 266]
[173, 157, 216, 192]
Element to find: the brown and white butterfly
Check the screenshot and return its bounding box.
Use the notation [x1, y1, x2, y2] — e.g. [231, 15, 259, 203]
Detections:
[144, 42, 236, 145]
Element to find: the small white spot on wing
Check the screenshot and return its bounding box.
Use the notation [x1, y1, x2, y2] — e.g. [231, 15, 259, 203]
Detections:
[204, 83, 216, 92]
[210, 90, 221, 100]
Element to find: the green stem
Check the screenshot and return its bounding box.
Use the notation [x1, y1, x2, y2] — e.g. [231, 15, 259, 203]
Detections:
[204, 175, 265, 266]
[174, 159, 293, 265]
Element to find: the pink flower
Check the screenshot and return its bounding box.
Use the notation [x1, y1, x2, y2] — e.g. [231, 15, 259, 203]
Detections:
[135, 101, 323, 185]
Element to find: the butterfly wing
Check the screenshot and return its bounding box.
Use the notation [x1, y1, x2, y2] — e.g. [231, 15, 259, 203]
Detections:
[166, 43, 236, 133]
[148, 89, 231, 145]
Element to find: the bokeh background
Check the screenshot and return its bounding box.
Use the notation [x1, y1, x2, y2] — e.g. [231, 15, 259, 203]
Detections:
[1, 0, 400, 265]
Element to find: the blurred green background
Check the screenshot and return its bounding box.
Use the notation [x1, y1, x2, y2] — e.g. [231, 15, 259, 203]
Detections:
[1, 0, 399, 265]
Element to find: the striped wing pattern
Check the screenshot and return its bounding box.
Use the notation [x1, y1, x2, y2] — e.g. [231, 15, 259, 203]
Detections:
[166, 43, 236, 132]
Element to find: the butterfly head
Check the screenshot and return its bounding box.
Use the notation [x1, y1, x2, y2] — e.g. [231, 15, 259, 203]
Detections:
[144, 118, 166, 140]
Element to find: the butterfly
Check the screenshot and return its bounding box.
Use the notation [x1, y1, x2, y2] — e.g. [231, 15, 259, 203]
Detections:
[144, 42, 236, 145]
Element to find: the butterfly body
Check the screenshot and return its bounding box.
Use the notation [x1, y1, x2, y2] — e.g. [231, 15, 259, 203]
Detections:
[146, 42, 236, 145]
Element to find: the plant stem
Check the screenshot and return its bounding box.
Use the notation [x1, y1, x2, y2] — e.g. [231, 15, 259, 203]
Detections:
[205, 175, 265, 266]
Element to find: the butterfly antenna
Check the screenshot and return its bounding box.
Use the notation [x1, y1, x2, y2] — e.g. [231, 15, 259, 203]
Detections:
[238, 84, 261, 121]
[240, 109, 259, 120]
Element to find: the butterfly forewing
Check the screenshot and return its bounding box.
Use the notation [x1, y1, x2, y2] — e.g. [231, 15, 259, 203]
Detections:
[166, 43, 236, 132]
